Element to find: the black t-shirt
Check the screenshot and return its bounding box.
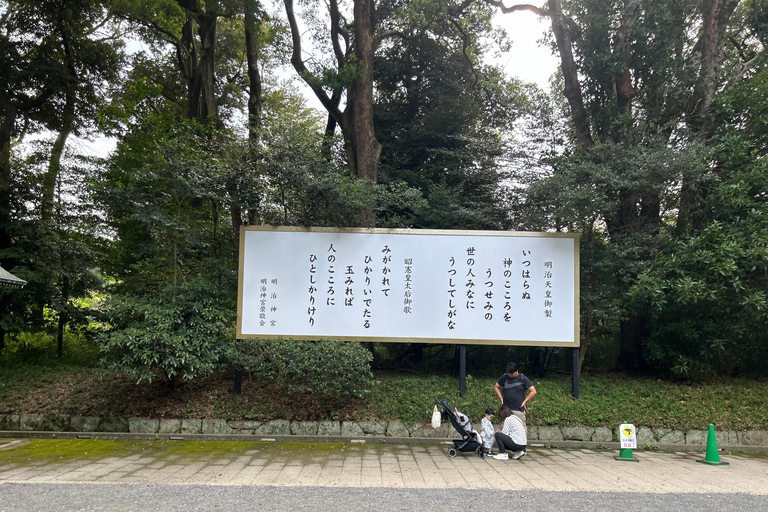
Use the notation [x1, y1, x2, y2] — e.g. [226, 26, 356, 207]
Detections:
[497, 373, 533, 411]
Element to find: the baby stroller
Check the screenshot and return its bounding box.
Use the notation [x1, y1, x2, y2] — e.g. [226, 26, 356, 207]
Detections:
[434, 397, 487, 458]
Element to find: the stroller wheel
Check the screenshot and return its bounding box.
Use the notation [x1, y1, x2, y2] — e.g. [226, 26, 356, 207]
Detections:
[448, 448, 457, 458]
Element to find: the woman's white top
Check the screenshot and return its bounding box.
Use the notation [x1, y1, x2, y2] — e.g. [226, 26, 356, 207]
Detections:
[501, 415, 527, 446]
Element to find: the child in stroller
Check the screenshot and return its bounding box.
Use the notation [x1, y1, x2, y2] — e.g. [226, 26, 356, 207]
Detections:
[434, 398, 488, 458]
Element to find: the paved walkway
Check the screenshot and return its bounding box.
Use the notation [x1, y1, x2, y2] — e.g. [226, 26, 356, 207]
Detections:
[1, 438, 767, 494]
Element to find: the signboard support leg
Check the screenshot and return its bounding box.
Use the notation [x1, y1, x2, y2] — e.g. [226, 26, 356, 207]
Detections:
[571, 348, 580, 399]
[459, 344, 467, 395]
[234, 369, 243, 395]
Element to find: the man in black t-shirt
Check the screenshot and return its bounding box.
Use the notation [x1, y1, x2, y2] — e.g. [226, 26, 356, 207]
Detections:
[494, 362, 537, 423]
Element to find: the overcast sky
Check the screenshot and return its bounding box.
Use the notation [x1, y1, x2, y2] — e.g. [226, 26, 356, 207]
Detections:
[491, 9, 558, 89]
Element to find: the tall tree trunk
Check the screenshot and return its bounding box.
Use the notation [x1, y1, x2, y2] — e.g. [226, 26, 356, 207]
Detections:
[0, 96, 16, 259]
[322, 93, 342, 160]
[42, 88, 75, 222]
[694, 0, 741, 130]
[176, 1, 219, 124]
[617, 314, 648, 370]
[578, 304, 593, 375]
[547, 0, 592, 151]
[606, 190, 651, 370]
[198, 11, 219, 124]
[57, 310, 67, 359]
[284, 0, 382, 183]
[612, 0, 639, 118]
[234, 0, 264, 243]
[180, 10, 203, 120]
[244, 0, 262, 142]
[678, 0, 740, 235]
[348, 0, 381, 182]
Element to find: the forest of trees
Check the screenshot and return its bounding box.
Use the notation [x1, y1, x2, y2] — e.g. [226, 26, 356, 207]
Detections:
[1, 0, 767, 383]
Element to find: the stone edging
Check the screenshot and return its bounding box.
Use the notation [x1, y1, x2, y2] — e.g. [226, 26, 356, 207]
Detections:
[2, 414, 767, 448]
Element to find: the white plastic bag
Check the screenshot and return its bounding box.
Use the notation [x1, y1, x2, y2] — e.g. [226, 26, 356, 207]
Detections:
[431, 405, 442, 428]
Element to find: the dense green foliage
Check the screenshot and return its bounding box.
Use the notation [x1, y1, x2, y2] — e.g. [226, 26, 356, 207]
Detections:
[374, 0, 525, 229]
[231, 339, 374, 399]
[629, 68, 768, 377]
[506, 0, 768, 376]
[98, 278, 234, 384]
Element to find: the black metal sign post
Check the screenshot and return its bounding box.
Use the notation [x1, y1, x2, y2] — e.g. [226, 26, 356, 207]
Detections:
[459, 344, 467, 395]
[572, 347, 580, 399]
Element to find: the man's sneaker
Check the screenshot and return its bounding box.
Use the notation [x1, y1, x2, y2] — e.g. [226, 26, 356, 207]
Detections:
[492, 453, 509, 461]
[512, 450, 527, 460]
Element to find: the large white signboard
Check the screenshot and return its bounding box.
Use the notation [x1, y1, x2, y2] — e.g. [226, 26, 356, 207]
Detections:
[237, 227, 579, 346]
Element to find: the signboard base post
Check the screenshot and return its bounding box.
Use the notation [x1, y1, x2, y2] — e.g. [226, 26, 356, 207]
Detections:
[459, 344, 467, 395]
[571, 348, 580, 399]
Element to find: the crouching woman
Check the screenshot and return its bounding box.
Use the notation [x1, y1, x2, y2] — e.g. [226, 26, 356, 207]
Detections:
[492, 405, 527, 460]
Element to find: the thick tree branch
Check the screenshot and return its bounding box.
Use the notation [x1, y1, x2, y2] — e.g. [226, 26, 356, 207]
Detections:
[693, 0, 741, 124]
[486, 0, 590, 148]
[449, 18, 480, 88]
[84, 12, 112, 37]
[12, 87, 55, 111]
[722, 54, 762, 95]
[485, 1, 549, 17]
[373, 29, 407, 48]
[329, 0, 348, 67]
[283, 0, 344, 124]
[546, 0, 591, 149]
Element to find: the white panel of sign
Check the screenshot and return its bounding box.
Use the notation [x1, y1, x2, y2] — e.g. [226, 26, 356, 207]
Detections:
[238, 227, 579, 346]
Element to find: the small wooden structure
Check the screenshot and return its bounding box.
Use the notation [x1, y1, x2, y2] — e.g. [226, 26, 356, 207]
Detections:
[0, 265, 26, 288]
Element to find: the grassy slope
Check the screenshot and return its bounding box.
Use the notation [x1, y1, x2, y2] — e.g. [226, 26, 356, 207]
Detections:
[1, 364, 766, 431]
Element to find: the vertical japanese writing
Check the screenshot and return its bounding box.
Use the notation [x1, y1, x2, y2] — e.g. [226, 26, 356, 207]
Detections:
[484, 267, 494, 321]
[308, 256, 317, 326]
[381, 245, 392, 297]
[448, 257, 457, 330]
[363, 255, 373, 328]
[270, 278, 278, 327]
[403, 258, 413, 314]
[327, 244, 336, 307]
[544, 260, 553, 318]
[521, 250, 532, 301]
[502, 258, 513, 322]
[260, 278, 268, 327]
[465, 247, 476, 312]
[344, 264, 355, 307]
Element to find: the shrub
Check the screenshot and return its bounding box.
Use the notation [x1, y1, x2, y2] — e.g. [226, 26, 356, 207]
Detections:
[0, 331, 99, 366]
[98, 278, 233, 385]
[231, 339, 373, 399]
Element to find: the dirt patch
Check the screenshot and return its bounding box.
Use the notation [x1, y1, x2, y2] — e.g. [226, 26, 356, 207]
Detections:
[3, 370, 367, 421]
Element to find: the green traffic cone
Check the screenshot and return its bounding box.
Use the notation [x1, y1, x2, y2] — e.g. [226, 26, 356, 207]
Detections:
[697, 423, 729, 466]
[614, 446, 638, 462]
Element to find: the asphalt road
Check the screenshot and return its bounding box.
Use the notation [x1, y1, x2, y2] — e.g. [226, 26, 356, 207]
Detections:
[1, 483, 766, 512]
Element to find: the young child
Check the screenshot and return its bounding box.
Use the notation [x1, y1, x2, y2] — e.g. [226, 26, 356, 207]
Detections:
[480, 408, 496, 454]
